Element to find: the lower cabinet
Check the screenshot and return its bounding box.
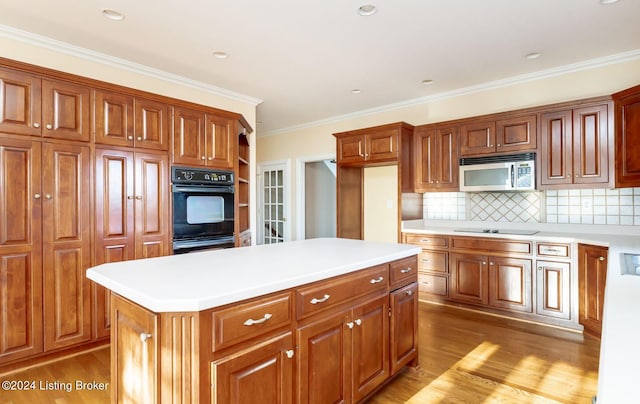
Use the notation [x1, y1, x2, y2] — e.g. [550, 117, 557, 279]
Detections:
[297, 293, 390, 404]
[390, 282, 418, 375]
[535, 260, 571, 319]
[578, 244, 608, 337]
[212, 332, 295, 404]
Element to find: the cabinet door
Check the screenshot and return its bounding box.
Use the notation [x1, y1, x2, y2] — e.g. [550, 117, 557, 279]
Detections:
[488, 257, 532, 313]
[436, 127, 459, 190]
[205, 114, 234, 168]
[449, 253, 488, 305]
[366, 128, 397, 162]
[573, 104, 610, 185]
[540, 109, 573, 186]
[94, 90, 134, 147]
[41, 79, 90, 142]
[536, 260, 571, 319]
[459, 121, 496, 156]
[0, 68, 42, 136]
[172, 106, 206, 166]
[134, 98, 169, 151]
[134, 151, 169, 259]
[615, 87, 640, 187]
[578, 244, 608, 337]
[414, 127, 437, 190]
[41, 143, 92, 350]
[337, 134, 366, 164]
[111, 294, 158, 403]
[352, 295, 389, 402]
[212, 332, 295, 404]
[495, 114, 537, 153]
[297, 310, 350, 404]
[0, 139, 43, 363]
[94, 149, 135, 338]
[390, 282, 418, 375]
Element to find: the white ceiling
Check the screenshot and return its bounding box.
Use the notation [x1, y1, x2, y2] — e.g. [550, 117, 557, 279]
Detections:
[1, 0, 639, 136]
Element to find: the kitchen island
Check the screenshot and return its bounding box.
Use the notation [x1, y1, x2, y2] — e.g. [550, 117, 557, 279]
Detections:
[87, 237, 421, 403]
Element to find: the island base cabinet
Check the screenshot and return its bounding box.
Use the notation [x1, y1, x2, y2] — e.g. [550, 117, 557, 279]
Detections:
[390, 282, 419, 375]
[111, 294, 159, 404]
[211, 332, 294, 404]
[297, 294, 389, 404]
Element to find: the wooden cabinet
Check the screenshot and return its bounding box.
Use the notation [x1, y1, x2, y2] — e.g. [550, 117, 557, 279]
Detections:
[449, 253, 489, 306]
[536, 260, 571, 320]
[578, 244, 608, 337]
[94, 90, 169, 151]
[212, 332, 295, 404]
[488, 256, 532, 313]
[403, 234, 449, 300]
[237, 127, 251, 246]
[93, 148, 169, 338]
[389, 282, 418, 375]
[111, 294, 159, 403]
[613, 84, 640, 187]
[539, 102, 612, 188]
[334, 122, 414, 166]
[172, 106, 234, 169]
[0, 138, 43, 364]
[297, 293, 389, 404]
[0, 67, 90, 141]
[459, 114, 536, 156]
[414, 125, 458, 191]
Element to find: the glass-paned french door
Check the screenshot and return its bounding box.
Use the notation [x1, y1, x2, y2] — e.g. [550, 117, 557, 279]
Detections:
[261, 165, 286, 244]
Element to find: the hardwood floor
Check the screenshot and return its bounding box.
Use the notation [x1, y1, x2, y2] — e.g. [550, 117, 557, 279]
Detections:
[0, 302, 600, 403]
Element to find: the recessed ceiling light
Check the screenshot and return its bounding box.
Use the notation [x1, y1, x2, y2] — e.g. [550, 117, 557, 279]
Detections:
[422, 79, 434, 85]
[212, 51, 229, 59]
[102, 9, 125, 21]
[599, 0, 619, 4]
[357, 4, 377, 16]
[525, 52, 542, 59]
[351, 89, 362, 94]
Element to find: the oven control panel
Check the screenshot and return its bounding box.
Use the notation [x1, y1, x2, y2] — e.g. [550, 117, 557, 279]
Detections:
[172, 167, 234, 185]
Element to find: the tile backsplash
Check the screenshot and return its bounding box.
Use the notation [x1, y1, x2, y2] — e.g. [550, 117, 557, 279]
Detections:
[422, 188, 640, 226]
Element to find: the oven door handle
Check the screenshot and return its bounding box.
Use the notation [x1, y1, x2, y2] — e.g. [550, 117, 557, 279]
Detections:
[173, 185, 234, 194]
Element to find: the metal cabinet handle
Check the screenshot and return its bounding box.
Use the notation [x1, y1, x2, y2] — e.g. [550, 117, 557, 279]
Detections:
[346, 322, 354, 329]
[137, 137, 142, 141]
[46, 124, 53, 130]
[34, 193, 41, 199]
[400, 267, 412, 274]
[482, 261, 487, 265]
[45, 194, 52, 200]
[489, 261, 494, 266]
[285, 350, 294, 359]
[135, 195, 142, 200]
[370, 276, 384, 284]
[140, 333, 152, 342]
[201, 156, 206, 160]
[420, 239, 430, 243]
[127, 195, 133, 200]
[405, 290, 413, 296]
[599, 256, 605, 261]
[33, 122, 40, 128]
[538, 266, 543, 271]
[243, 313, 272, 326]
[208, 157, 213, 161]
[128, 136, 134, 140]
[354, 319, 362, 326]
[310, 294, 330, 304]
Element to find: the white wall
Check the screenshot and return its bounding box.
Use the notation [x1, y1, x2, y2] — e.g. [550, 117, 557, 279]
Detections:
[304, 161, 336, 238]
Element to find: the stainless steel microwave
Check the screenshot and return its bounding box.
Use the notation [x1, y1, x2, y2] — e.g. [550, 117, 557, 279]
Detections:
[459, 153, 535, 192]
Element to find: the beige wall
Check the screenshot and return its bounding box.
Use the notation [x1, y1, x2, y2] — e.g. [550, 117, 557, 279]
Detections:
[257, 58, 640, 240]
[363, 166, 398, 242]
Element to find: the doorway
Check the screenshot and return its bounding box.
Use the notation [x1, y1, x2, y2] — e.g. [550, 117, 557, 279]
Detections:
[297, 156, 336, 240]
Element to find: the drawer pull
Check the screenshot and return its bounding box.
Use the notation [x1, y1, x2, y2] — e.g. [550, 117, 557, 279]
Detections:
[243, 313, 273, 326]
[405, 290, 413, 296]
[421, 258, 431, 262]
[370, 276, 384, 284]
[310, 294, 330, 305]
[400, 267, 413, 274]
[285, 349, 295, 359]
[420, 239, 431, 243]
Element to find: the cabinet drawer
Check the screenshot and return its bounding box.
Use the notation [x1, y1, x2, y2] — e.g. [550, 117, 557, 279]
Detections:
[390, 256, 418, 288]
[404, 234, 448, 248]
[418, 251, 448, 273]
[296, 264, 388, 320]
[211, 292, 292, 351]
[451, 237, 532, 255]
[537, 243, 570, 258]
[418, 273, 448, 296]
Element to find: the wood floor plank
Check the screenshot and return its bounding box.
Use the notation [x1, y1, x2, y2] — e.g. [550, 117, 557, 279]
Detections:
[0, 302, 599, 403]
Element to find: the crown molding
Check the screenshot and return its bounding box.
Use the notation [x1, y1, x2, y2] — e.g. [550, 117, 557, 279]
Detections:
[0, 24, 262, 106]
[262, 48, 640, 137]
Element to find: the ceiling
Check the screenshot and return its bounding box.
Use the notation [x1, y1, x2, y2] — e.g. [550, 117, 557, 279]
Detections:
[1, 0, 639, 136]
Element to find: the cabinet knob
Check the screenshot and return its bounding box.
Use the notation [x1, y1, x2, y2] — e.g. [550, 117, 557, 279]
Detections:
[140, 333, 152, 342]
[497, 144, 501, 147]
[208, 157, 213, 161]
[489, 261, 494, 266]
[599, 256, 605, 261]
[354, 318, 362, 326]
[346, 322, 354, 329]
[137, 137, 142, 141]
[46, 124, 53, 130]
[34, 193, 41, 199]
[127, 195, 133, 200]
[566, 175, 571, 178]
[285, 350, 294, 359]
[33, 122, 40, 128]
[482, 261, 487, 265]
[364, 153, 369, 157]
[201, 156, 206, 160]
[45, 194, 52, 200]
[538, 266, 543, 271]
[128, 136, 134, 140]
[135, 195, 142, 200]
[405, 290, 413, 296]
[576, 174, 579, 178]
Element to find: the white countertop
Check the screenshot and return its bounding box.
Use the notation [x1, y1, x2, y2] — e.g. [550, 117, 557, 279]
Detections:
[403, 220, 640, 404]
[86, 237, 421, 313]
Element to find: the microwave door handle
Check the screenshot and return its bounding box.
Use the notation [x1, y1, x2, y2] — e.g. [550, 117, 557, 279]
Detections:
[510, 165, 515, 189]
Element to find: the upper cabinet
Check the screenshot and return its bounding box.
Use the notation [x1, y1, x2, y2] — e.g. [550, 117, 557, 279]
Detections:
[539, 100, 613, 189]
[94, 90, 169, 151]
[171, 106, 234, 169]
[413, 124, 458, 192]
[613, 84, 640, 188]
[0, 67, 90, 141]
[334, 122, 413, 166]
[459, 114, 536, 157]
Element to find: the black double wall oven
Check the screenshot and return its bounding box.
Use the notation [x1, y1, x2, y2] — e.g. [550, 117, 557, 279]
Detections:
[172, 166, 235, 254]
